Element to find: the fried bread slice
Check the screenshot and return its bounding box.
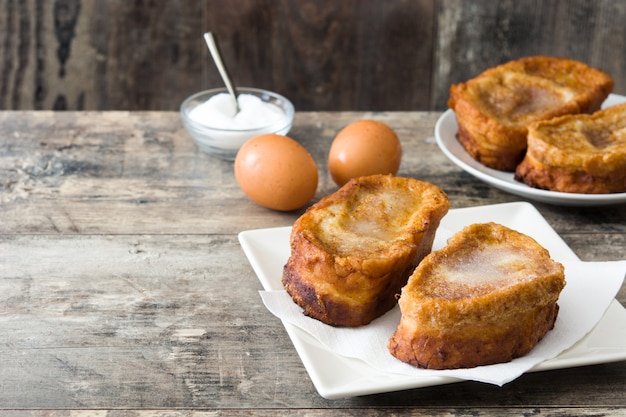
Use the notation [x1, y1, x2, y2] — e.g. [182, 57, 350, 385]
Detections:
[515, 102, 626, 193]
[282, 174, 449, 327]
[448, 56, 614, 171]
[388, 222, 565, 369]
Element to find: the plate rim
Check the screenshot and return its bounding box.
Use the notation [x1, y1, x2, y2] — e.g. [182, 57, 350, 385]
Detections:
[239, 202, 626, 399]
[434, 93, 626, 206]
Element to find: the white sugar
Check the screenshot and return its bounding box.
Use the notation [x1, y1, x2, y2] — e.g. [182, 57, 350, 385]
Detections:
[189, 93, 287, 130]
[442, 247, 532, 286]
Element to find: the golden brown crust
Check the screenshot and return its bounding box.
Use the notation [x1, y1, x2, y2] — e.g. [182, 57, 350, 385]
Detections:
[388, 222, 566, 369]
[282, 174, 450, 327]
[388, 302, 559, 370]
[448, 56, 614, 171]
[514, 103, 626, 193]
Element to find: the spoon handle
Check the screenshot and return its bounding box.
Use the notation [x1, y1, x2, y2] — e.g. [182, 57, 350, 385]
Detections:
[204, 32, 240, 112]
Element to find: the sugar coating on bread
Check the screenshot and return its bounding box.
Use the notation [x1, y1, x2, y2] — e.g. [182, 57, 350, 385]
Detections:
[388, 222, 565, 369]
[282, 174, 449, 327]
[448, 56, 614, 171]
[515, 102, 626, 193]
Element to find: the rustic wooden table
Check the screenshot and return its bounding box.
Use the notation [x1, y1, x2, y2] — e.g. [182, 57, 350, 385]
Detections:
[0, 111, 624, 416]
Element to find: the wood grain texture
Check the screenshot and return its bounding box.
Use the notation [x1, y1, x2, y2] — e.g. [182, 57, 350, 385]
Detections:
[3, 0, 626, 111]
[2, 110, 625, 237]
[0, 111, 624, 413]
[205, 0, 434, 111]
[1, 410, 626, 417]
[0, 0, 433, 111]
[2, 410, 626, 417]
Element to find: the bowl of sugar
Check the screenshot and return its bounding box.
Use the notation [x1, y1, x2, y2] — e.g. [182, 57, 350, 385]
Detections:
[180, 87, 294, 160]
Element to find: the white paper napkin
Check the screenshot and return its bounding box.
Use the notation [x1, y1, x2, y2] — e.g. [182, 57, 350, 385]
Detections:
[260, 259, 625, 386]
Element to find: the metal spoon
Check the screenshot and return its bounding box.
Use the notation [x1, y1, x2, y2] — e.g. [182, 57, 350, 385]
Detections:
[203, 32, 239, 114]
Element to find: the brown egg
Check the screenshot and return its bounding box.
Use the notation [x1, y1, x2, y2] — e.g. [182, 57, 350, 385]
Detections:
[234, 134, 318, 211]
[328, 119, 402, 187]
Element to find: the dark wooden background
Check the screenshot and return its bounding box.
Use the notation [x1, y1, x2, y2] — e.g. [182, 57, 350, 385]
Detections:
[1, 0, 625, 112]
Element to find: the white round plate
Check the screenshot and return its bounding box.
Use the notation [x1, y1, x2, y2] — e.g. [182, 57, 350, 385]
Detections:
[434, 94, 626, 206]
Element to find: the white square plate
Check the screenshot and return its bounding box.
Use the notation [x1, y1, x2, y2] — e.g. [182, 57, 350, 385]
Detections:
[239, 202, 626, 399]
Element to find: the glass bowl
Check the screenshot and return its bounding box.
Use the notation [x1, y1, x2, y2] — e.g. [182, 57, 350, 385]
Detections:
[180, 87, 295, 160]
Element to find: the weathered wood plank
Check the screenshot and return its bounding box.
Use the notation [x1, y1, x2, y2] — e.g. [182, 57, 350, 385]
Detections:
[0, 0, 435, 111]
[3, 0, 626, 111]
[0, 234, 311, 408]
[203, 0, 435, 111]
[0, 0, 203, 111]
[1, 233, 625, 409]
[1, 111, 624, 246]
[0, 110, 624, 411]
[1, 409, 626, 417]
